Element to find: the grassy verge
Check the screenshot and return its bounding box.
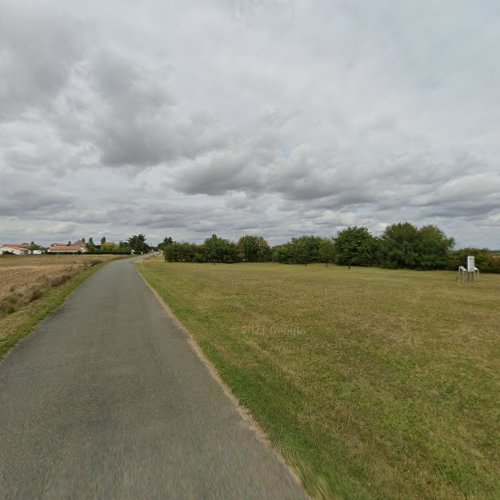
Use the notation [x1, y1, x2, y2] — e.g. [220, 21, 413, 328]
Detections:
[0, 262, 107, 359]
[138, 260, 500, 499]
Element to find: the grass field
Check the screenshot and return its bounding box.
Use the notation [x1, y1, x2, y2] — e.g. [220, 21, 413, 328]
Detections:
[139, 260, 500, 499]
[0, 254, 122, 358]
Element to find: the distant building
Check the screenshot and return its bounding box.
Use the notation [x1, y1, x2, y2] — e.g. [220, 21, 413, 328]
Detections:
[47, 240, 88, 254]
[0, 244, 30, 255]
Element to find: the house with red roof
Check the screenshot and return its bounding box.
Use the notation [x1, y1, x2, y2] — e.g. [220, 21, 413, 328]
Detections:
[47, 240, 88, 254]
[0, 244, 30, 255]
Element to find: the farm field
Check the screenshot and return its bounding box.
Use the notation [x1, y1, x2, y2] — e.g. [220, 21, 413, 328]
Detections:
[139, 260, 500, 499]
[0, 254, 122, 357]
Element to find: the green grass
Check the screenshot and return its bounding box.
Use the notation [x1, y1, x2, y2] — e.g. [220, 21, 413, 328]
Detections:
[0, 263, 106, 359]
[139, 260, 500, 499]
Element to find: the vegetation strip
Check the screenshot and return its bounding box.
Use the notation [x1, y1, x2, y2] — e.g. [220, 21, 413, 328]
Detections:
[0, 260, 112, 359]
[139, 259, 500, 499]
[159, 225, 500, 273]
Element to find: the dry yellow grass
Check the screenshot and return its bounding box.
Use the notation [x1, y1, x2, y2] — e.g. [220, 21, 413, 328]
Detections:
[139, 260, 500, 499]
[0, 255, 124, 357]
[0, 254, 119, 316]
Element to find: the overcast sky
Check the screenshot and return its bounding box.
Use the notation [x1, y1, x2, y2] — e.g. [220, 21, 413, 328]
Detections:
[1, 0, 499, 247]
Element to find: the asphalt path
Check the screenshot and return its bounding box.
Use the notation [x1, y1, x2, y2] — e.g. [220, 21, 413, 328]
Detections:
[0, 258, 306, 499]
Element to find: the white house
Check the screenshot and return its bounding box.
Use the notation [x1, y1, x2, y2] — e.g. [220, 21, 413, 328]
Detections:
[0, 244, 30, 255]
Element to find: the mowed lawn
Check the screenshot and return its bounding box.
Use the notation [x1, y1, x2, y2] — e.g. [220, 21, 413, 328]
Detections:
[139, 260, 499, 499]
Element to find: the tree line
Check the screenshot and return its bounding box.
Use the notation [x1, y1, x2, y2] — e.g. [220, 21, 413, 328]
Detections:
[5, 235, 151, 255]
[84, 234, 150, 254]
[161, 223, 500, 273]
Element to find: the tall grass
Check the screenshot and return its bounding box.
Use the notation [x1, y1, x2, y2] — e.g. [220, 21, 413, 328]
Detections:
[0, 258, 117, 358]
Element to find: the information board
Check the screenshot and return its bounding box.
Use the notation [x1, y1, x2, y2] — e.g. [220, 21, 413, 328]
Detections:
[467, 255, 475, 272]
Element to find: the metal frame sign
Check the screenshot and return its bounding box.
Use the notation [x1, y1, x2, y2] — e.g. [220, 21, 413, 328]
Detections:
[467, 255, 475, 272]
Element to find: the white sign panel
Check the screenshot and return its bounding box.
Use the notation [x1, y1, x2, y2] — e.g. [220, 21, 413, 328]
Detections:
[467, 255, 475, 272]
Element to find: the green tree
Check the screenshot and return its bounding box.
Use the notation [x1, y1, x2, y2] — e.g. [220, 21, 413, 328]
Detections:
[163, 240, 207, 262]
[319, 238, 336, 266]
[100, 241, 120, 253]
[28, 241, 42, 251]
[118, 241, 131, 252]
[100, 236, 106, 245]
[163, 242, 177, 262]
[204, 234, 238, 263]
[379, 223, 420, 269]
[334, 227, 379, 267]
[86, 237, 96, 253]
[158, 236, 174, 252]
[272, 243, 295, 263]
[128, 234, 148, 254]
[380, 223, 454, 269]
[164, 242, 181, 262]
[237, 235, 271, 262]
[291, 236, 323, 265]
[416, 225, 455, 269]
[272, 236, 322, 265]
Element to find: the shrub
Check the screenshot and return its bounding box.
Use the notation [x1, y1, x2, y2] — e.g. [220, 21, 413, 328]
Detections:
[334, 227, 380, 267]
[380, 223, 454, 270]
[448, 248, 500, 273]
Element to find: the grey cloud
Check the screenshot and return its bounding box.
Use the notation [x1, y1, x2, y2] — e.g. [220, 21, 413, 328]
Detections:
[90, 53, 182, 166]
[0, 0, 84, 119]
[0, 185, 74, 218]
[172, 150, 261, 195]
[53, 50, 231, 168]
[420, 201, 500, 219]
[1, 0, 500, 248]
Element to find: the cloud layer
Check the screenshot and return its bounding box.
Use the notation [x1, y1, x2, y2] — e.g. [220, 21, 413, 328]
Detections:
[1, 0, 499, 247]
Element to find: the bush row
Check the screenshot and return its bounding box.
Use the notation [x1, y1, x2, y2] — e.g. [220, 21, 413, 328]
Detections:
[162, 223, 500, 273]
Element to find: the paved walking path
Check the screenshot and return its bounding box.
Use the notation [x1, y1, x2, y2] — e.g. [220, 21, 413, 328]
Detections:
[0, 258, 305, 499]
